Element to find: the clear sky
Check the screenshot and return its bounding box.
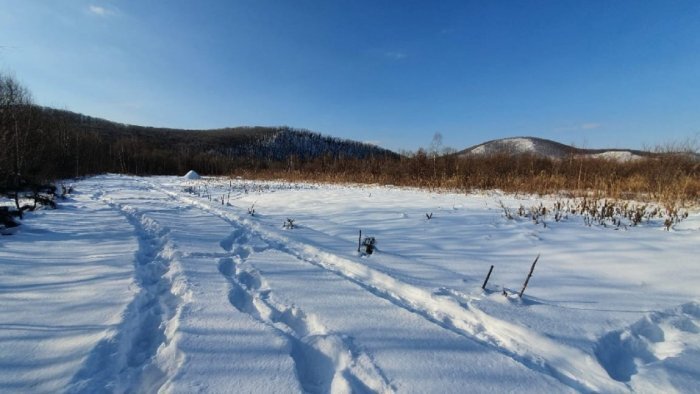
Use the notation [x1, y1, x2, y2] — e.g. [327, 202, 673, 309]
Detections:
[1, 1, 699, 152]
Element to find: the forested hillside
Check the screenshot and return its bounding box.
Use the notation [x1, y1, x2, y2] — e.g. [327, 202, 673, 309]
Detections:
[0, 74, 397, 187]
[29, 108, 397, 176]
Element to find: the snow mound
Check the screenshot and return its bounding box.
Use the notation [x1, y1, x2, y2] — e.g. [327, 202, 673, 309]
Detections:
[183, 170, 200, 180]
[595, 302, 700, 386]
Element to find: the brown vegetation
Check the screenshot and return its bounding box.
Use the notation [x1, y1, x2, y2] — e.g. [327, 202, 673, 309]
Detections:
[2, 74, 698, 208]
[236, 150, 700, 206]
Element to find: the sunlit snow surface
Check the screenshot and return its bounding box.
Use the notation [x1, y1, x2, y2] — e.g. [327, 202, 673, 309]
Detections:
[1, 174, 699, 393]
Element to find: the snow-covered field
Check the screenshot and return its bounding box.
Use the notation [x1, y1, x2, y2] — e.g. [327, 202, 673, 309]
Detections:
[1, 174, 699, 393]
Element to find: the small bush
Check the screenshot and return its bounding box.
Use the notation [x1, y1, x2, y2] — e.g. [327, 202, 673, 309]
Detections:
[0, 207, 20, 231]
[361, 236, 376, 255]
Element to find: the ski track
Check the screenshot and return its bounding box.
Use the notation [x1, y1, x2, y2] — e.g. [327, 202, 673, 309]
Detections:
[67, 186, 189, 393]
[152, 179, 629, 393]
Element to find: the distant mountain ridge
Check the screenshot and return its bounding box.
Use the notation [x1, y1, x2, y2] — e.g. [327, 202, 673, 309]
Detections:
[28, 108, 698, 179]
[457, 136, 653, 161]
[43, 109, 694, 163]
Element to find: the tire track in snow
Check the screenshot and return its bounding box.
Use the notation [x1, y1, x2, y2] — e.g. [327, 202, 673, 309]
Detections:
[217, 226, 394, 394]
[68, 187, 190, 393]
[155, 181, 627, 393]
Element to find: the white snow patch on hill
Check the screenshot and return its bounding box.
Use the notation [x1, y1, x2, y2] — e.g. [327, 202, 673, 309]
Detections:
[471, 145, 486, 154]
[468, 137, 537, 155]
[507, 137, 537, 153]
[589, 151, 643, 161]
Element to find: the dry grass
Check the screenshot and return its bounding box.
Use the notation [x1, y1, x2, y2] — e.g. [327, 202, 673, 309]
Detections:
[232, 152, 700, 207]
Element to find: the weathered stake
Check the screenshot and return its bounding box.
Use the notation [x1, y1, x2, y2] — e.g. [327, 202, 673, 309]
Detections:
[358, 230, 362, 253]
[481, 265, 494, 290]
[519, 254, 540, 298]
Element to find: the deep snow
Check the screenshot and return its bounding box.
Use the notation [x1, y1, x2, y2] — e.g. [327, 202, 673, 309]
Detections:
[1, 175, 698, 393]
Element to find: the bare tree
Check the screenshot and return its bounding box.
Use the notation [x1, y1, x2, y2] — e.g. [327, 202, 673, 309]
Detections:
[429, 132, 443, 181]
[0, 74, 36, 216]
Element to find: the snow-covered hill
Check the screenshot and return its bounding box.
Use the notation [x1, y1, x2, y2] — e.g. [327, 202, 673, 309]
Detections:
[1, 175, 699, 392]
[458, 137, 650, 161]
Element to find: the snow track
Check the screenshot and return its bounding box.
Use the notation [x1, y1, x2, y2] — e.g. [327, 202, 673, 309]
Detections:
[78, 177, 394, 393]
[154, 180, 621, 392]
[217, 227, 393, 393]
[83, 179, 302, 393]
[68, 188, 189, 392]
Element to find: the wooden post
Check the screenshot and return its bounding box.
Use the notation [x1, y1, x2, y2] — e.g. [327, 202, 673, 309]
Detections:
[358, 230, 362, 253]
[519, 254, 540, 298]
[481, 265, 494, 290]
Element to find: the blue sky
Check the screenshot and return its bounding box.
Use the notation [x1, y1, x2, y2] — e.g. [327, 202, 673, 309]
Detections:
[1, 1, 698, 151]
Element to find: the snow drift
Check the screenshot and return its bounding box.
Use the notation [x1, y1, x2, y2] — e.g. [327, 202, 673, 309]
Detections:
[183, 170, 200, 180]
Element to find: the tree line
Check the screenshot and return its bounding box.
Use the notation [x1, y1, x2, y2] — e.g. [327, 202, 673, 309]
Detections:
[0, 73, 397, 183]
[2, 73, 698, 212]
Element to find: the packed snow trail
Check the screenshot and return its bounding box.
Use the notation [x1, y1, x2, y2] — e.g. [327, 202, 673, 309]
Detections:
[84, 177, 303, 393]
[80, 176, 393, 392]
[68, 186, 193, 392]
[217, 226, 393, 393]
[95, 179, 573, 392]
[216, 245, 393, 392]
[155, 180, 626, 393]
[0, 178, 138, 393]
[234, 247, 569, 392]
[158, 175, 700, 392]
